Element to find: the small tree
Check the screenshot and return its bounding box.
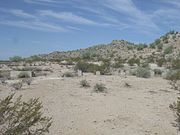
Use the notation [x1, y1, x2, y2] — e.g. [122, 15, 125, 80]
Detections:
[9, 56, 23, 62]
[0, 94, 52, 135]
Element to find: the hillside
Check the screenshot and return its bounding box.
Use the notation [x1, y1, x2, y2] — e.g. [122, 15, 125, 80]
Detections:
[39, 31, 180, 63]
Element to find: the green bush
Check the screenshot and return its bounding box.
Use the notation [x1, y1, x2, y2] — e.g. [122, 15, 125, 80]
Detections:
[94, 83, 107, 93]
[0, 94, 52, 135]
[164, 46, 173, 54]
[18, 72, 30, 78]
[75, 61, 110, 75]
[112, 61, 124, 68]
[172, 59, 180, 70]
[80, 80, 90, 88]
[157, 58, 166, 67]
[166, 70, 180, 81]
[149, 43, 156, 49]
[128, 58, 140, 66]
[141, 62, 149, 68]
[136, 44, 147, 51]
[157, 44, 163, 50]
[9, 56, 23, 62]
[136, 67, 151, 78]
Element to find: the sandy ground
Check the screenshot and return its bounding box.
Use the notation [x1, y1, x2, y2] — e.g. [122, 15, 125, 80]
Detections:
[0, 75, 179, 135]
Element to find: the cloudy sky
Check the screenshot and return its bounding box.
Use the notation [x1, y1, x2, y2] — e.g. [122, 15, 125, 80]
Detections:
[0, 0, 180, 59]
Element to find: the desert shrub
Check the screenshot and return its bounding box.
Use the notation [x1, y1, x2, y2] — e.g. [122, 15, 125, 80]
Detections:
[129, 69, 137, 76]
[141, 62, 149, 68]
[172, 59, 180, 70]
[154, 69, 162, 76]
[75, 61, 90, 72]
[80, 80, 90, 88]
[124, 82, 131, 88]
[128, 58, 140, 66]
[113, 58, 125, 68]
[0, 71, 10, 79]
[149, 43, 156, 49]
[136, 44, 147, 51]
[63, 72, 74, 77]
[166, 70, 180, 81]
[157, 44, 163, 51]
[112, 61, 124, 68]
[22, 78, 33, 85]
[0, 94, 52, 135]
[25, 55, 44, 62]
[154, 39, 161, 46]
[162, 35, 169, 43]
[164, 46, 173, 54]
[157, 58, 166, 67]
[11, 82, 23, 90]
[94, 83, 107, 93]
[127, 45, 134, 50]
[0, 78, 7, 86]
[82, 52, 91, 60]
[169, 97, 180, 130]
[169, 81, 180, 91]
[18, 72, 30, 78]
[136, 67, 151, 78]
[33, 71, 47, 77]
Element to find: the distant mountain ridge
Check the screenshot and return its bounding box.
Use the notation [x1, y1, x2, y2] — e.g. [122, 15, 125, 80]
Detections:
[38, 31, 180, 62]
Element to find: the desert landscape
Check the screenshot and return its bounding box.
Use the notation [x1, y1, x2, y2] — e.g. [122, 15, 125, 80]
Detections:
[0, 1, 180, 135]
[0, 41, 180, 134]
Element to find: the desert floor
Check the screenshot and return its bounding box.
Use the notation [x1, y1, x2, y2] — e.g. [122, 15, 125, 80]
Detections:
[0, 75, 179, 135]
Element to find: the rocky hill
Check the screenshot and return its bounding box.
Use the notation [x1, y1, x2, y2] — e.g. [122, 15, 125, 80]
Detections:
[39, 31, 180, 63]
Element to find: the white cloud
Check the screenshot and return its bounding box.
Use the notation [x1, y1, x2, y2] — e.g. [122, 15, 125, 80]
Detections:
[0, 8, 36, 19]
[0, 20, 67, 32]
[103, 0, 159, 31]
[162, 0, 180, 8]
[24, 0, 57, 3]
[38, 10, 98, 25]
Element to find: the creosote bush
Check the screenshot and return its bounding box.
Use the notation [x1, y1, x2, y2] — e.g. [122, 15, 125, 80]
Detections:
[166, 70, 180, 81]
[0, 94, 52, 135]
[128, 58, 140, 66]
[11, 82, 23, 90]
[63, 72, 74, 77]
[80, 79, 90, 88]
[169, 97, 180, 130]
[94, 83, 107, 93]
[136, 67, 151, 78]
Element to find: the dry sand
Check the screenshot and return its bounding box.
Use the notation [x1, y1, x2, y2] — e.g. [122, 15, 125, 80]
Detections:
[0, 75, 179, 135]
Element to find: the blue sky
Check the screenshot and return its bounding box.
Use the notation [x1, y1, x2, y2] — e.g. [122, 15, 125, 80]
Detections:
[0, 0, 180, 60]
